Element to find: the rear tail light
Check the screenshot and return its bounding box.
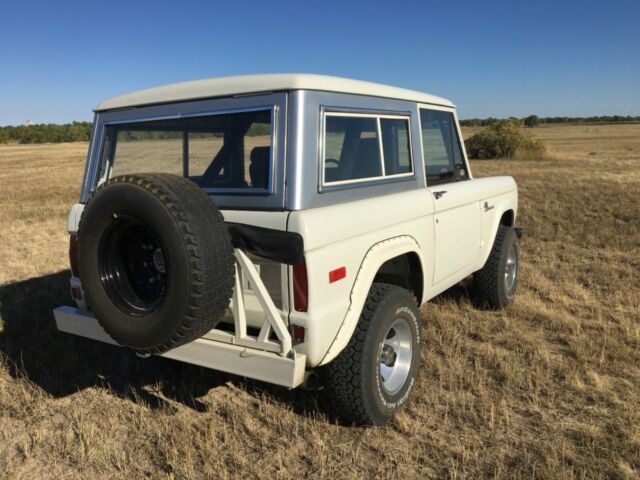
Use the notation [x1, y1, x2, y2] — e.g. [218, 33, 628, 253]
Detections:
[292, 260, 308, 312]
[70, 285, 82, 301]
[69, 233, 80, 277]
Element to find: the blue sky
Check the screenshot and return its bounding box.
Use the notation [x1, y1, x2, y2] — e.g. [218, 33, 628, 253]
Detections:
[1, 0, 638, 125]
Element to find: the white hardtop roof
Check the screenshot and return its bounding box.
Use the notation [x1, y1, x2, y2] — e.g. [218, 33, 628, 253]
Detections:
[95, 74, 454, 111]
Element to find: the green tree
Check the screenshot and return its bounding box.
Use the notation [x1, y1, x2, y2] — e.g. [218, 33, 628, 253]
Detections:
[465, 119, 546, 160]
[524, 115, 540, 128]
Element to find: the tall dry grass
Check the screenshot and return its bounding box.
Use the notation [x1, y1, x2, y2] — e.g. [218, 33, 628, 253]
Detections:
[0, 124, 639, 478]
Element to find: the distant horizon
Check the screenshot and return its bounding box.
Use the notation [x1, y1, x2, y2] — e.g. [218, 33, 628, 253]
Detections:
[3, 114, 640, 128]
[1, 1, 638, 124]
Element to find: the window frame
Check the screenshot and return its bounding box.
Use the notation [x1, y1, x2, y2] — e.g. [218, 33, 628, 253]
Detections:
[319, 109, 415, 191]
[85, 91, 288, 212]
[98, 105, 277, 195]
[417, 104, 472, 187]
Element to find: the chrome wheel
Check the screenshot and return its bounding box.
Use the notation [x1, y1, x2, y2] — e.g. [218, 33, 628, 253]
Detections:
[379, 317, 413, 395]
[504, 242, 518, 295]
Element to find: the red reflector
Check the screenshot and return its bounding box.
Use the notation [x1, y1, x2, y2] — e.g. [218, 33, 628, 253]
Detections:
[292, 325, 305, 342]
[69, 234, 80, 277]
[329, 266, 346, 283]
[293, 261, 308, 312]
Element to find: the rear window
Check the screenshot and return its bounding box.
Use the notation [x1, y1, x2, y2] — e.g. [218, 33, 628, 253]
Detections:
[100, 109, 273, 192]
[322, 112, 413, 187]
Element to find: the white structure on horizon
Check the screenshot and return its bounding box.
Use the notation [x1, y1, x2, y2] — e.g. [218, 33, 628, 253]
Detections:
[26, 118, 32, 126]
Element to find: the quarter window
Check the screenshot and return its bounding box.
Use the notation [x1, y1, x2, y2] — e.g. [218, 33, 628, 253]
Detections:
[419, 109, 468, 186]
[322, 113, 413, 186]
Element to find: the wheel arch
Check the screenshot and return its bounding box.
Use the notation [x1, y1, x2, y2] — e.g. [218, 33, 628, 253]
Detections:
[319, 235, 425, 366]
[500, 209, 515, 227]
[479, 202, 518, 269]
[372, 251, 424, 305]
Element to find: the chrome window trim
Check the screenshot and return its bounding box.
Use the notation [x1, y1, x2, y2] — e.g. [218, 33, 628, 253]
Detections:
[91, 104, 278, 196]
[376, 117, 386, 177]
[81, 118, 103, 197]
[416, 103, 473, 187]
[287, 91, 424, 210]
[81, 92, 290, 211]
[100, 104, 272, 125]
[318, 109, 415, 192]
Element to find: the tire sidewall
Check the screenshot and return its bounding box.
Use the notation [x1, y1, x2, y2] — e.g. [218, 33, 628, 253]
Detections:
[363, 289, 421, 424]
[497, 228, 519, 306]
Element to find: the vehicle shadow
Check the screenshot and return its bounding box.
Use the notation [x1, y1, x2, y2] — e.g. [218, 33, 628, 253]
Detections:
[430, 278, 474, 304]
[0, 270, 471, 421]
[0, 270, 323, 417]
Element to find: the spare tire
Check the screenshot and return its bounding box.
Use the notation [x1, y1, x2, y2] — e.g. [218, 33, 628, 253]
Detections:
[77, 173, 235, 354]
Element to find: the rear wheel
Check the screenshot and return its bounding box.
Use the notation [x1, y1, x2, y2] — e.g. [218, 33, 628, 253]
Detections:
[78, 173, 235, 354]
[323, 283, 422, 426]
[98, 216, 169, 315]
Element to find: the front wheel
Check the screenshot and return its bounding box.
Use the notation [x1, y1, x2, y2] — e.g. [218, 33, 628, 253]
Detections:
[473, 225, 520, 309]
[323, 283, 422, 426]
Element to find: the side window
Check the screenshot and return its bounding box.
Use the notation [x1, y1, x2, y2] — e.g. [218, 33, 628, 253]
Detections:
[419, 109, 467, 186]
[324, 115, 381, 184]
[322, 113, 413, 186]
[380, 118, 412, 175]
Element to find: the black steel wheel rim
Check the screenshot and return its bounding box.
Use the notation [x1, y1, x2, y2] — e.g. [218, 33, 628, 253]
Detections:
[98, 216, 168, 315]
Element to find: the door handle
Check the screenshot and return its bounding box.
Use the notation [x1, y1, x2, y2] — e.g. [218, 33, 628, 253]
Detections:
[483, 201, 494, 211]
[433, 190, 447, 199]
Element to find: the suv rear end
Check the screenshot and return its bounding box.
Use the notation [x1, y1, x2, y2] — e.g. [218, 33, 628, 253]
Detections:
[71, 91, 293, 335]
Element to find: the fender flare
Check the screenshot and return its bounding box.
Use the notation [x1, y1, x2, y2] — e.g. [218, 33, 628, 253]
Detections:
[319, 235, 425, 366]
[479, 199, 518, 268]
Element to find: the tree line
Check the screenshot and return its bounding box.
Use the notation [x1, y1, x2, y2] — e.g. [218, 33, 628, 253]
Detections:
[0, 122, 92, 144]
[0, 115, 638, 144]
[460, 115, 640, 127]
[0, 121, 271, 144]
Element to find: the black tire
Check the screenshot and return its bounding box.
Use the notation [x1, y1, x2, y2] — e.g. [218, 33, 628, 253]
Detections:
[78, 173, 235, 354]
[473, 225, 519, 310]
[323, 283, 422, 426]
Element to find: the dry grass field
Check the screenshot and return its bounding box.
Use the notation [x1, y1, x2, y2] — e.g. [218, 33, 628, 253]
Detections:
[0, 124, 638, 479]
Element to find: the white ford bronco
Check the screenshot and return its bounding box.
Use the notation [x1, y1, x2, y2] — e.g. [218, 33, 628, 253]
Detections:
[54, 74, 520, 425]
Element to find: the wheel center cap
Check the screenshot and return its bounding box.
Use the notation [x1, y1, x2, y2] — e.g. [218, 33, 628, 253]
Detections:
[380, 344, 397, 367]
[152, 247, 166, 273]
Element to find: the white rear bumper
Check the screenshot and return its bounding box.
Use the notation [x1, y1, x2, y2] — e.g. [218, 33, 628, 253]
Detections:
[53, 306, 306, 388]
